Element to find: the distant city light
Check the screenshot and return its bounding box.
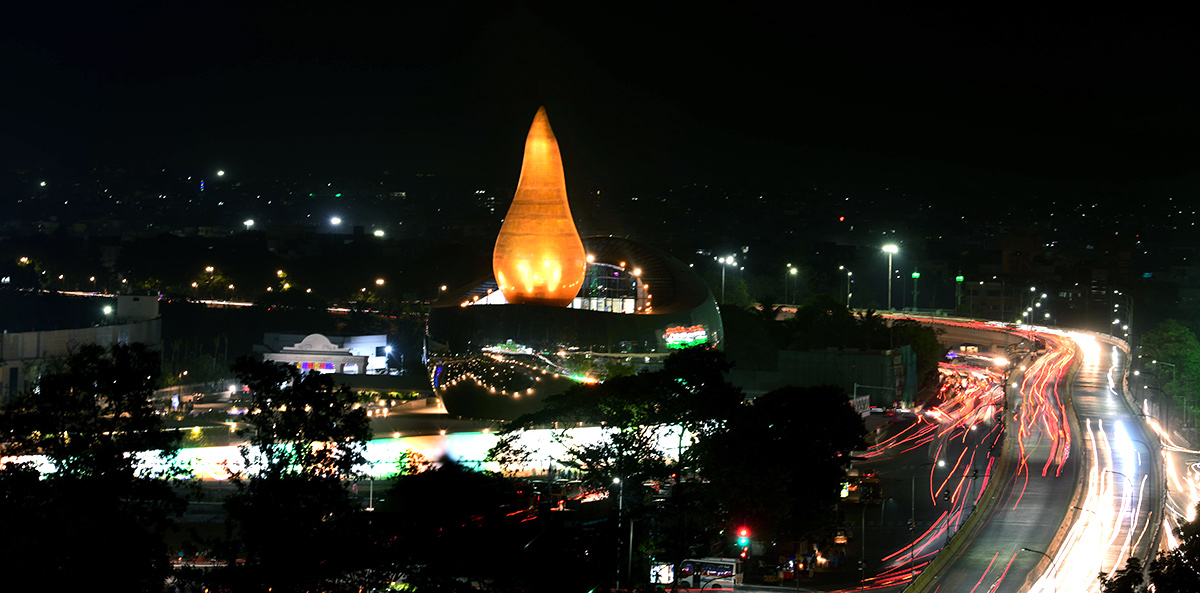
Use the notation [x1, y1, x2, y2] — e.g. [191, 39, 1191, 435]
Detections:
[217, 170, 225, 176]
[331, 217, 342, 225]
[39, 181, 46, 187]
[376, 278, 385, 285]
[373, 229, 385, 237]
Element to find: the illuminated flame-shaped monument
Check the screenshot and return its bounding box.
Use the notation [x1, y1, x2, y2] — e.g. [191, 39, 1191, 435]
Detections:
[492, 107, 587, 307]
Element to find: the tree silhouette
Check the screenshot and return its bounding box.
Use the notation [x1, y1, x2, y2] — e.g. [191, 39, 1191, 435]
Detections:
[0, 343, 185, 591]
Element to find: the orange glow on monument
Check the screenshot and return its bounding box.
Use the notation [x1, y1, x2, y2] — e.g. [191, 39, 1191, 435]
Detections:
[492, 107, 586, 307]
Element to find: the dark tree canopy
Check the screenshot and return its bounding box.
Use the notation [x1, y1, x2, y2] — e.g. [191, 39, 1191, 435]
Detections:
[0, 342, 185, 591]
[1, 342, 180, 478]
[490, 348, 867, 576]
[193, 357, 375, 590]
[1147, 503, 1200, 591]
[690, 384, 867, 540]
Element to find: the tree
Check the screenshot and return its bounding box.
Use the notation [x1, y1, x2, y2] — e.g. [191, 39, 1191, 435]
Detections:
[1148, 503, 1200, 590]
[689, 384, 866, 542]
[1099, 556, 1147, 593]
[888, 318, 948, 387]
[488, 348, 866, 585]
[1141, 319, 1200, 424]
[375, 458, 538, 591]
[0, 343, 185, 591]
[491, 347, 742, 488]
[197, 357, 374, 590]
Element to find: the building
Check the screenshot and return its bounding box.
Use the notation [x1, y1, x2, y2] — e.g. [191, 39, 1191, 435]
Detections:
[425, 108, 722, 420]
[0, 295, 162, 404]
[258, 333, 389, 375]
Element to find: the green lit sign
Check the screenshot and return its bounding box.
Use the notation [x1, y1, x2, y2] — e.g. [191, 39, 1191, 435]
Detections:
[664, 325, 707, 349]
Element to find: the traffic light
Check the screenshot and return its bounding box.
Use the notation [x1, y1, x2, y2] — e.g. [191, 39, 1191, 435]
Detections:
[737, 527, 750, 547]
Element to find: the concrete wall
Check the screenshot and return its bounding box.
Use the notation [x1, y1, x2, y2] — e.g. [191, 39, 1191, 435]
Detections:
[0, 318, 162, 404]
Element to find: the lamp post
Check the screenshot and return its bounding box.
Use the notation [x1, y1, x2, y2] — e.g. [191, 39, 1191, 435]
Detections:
[909, 460, 945, 577]
[614, 477, 624, 591]
[1072, 505, 1105, 575]
[883, 245, 898, 311]
[859, 498, 893, 590]
[718, 256, 737, 304]
[785, 264, 797, 304]
[841, 266, 853, 308]
[1153, 360, 1185, 428]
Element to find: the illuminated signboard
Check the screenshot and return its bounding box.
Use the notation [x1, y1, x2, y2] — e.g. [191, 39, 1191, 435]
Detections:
[664, 325, 706, 349]
[482, 341, 535, 355]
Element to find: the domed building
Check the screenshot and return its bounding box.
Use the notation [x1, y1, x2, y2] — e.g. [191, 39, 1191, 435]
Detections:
[426, 108, 722, 420]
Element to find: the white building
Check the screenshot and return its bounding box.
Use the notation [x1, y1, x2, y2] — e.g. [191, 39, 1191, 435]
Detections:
[258, 333, 389, 375]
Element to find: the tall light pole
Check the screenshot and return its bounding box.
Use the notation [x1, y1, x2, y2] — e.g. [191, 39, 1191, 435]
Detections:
[883, 245, 898, 311]
[910, 459, 944, 577]
[840, 266, 853, 308]
[718, 256, 737, 303]
[785, 265, 797, 304]
[1071, 505, 1105, 575]
[613, 477, 624, 590]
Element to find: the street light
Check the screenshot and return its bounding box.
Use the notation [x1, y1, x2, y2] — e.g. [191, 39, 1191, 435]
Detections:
[718, 256, 737, 303]
[883, 245, 898, 311]
[613, 477, 625, 591]
[785, 264, 798, 304]
[1071, 505, 1105, 575]
[244, 219, 254, 231]
[841, 265, 854, 308]
[910, 459, 945, 576]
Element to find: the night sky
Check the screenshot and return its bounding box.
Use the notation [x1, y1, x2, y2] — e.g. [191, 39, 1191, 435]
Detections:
[3, 3, 1197, 193]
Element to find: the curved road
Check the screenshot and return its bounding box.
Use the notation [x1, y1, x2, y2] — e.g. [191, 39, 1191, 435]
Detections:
[907, 322, 1161, 593]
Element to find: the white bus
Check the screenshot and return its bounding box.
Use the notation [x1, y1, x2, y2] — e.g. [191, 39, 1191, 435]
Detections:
[674, 557, 743, 589]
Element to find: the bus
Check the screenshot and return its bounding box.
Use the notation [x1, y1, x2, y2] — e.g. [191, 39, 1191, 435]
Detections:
[675, 557, 743, 589]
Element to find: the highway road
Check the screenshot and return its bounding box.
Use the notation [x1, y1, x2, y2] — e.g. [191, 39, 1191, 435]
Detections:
[898, 320, 1162, 593]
